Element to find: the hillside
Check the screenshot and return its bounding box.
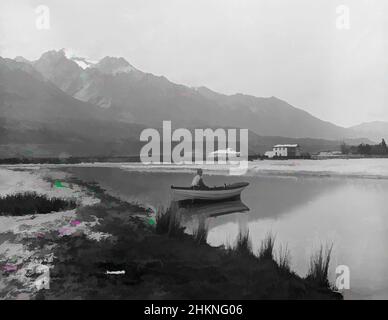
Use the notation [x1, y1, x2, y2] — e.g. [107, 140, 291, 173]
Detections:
[32, 50, 353, 140]
[0, 51, 375, 159]
[348, 121, 388, 143]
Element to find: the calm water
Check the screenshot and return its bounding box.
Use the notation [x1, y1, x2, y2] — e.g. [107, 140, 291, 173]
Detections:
[66, 166, 388, 299]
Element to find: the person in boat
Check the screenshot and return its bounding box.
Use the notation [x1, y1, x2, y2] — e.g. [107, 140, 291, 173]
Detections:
[191, 168, 208, 189]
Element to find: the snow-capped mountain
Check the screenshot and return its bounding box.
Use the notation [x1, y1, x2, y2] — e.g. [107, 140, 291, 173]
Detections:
[30, 49, 357, 140]
[0, 49, 378, 157]
[94, 56, 137, 75]
[70, 56, 96, 70]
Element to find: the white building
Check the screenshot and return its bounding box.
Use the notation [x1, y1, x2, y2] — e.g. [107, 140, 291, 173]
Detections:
[265, 144, 301, 158]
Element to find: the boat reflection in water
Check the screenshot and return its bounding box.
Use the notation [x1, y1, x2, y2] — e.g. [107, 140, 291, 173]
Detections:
[174, 199, 250, 236]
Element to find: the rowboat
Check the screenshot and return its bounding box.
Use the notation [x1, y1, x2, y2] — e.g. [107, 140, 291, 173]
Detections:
[171, 182, 249, 202]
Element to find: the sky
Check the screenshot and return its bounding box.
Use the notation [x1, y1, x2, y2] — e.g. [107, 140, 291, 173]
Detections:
[0, 0, 386, 127]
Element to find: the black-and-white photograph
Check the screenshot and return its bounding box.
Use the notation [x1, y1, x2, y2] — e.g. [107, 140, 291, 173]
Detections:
[0, 0, 387, 304]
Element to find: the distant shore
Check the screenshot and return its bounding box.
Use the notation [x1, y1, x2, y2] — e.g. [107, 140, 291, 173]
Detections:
[1, 153, 388, 165]
[2, 158, 388, 181]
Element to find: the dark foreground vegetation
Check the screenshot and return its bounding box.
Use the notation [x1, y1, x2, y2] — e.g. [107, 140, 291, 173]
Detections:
[306, 244, 333, 288]
[0, 192, 77, 216]
[16, 178, 340, 300]
[144, 204, 339, 299]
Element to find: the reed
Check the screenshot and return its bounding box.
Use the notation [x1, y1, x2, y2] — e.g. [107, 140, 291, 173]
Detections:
[276, 244, 291, 273]
[234, 229, 253, 256]
[155, 203, 185, 237]
[258, 232, 276, 260]
[193, 216, 208, 245]
[306, 244, 333, 288]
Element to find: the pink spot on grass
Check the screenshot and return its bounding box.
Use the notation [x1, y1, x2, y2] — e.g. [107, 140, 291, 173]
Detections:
[70, 220, 81, 227]
[58, 227, 72, 236]
[2, 264, 18, 272]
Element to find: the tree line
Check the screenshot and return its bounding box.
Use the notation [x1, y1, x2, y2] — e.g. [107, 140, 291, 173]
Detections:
[341, 139, 388, 155]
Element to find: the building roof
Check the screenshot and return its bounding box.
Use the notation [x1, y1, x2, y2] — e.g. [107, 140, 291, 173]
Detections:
[209, 148, 240, 156]
[273, 144, 299, 148]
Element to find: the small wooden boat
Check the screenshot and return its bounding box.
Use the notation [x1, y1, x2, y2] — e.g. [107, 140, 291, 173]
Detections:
[171, 182, 249, 202]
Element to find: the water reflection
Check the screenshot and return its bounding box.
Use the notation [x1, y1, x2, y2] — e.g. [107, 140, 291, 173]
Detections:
[177, 199, 249, 218]
[175, 199, 250, 242]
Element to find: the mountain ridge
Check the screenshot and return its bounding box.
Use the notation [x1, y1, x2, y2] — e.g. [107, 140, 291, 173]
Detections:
[8, 50, 387, 141]
[29, 50, 356, 140]
[348, 121, 388, 142]
[0, 50, 383, 158]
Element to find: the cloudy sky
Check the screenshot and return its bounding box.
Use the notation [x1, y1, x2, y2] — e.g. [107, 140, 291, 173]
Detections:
[0, 0, 386, 127]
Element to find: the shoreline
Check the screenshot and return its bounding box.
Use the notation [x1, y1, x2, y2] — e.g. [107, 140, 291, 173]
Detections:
[0, 167, 342, 299]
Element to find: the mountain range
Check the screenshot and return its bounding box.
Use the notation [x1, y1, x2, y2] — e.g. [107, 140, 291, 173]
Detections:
[0, 49, 384, 158]
[347, 122, 388, 143]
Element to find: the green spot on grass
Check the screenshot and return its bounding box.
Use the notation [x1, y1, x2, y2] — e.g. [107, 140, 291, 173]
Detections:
[9, 256, 18, 263]
[54, 180, 65, 188]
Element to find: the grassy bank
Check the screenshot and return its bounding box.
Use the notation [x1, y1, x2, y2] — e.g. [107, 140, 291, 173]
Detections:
[0, 192, 77, 216]
[20, 177, 341, 300]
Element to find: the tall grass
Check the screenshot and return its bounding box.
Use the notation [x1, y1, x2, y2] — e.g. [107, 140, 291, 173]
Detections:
[276, 244, 291, 273]
[233, 229, 253, 256]
[0, 192, 77, 216]
[155, 203, 185, 238]
[306, 244, 333, 288]
[258, 233, 276, 260]
[193, 216, 208, 245]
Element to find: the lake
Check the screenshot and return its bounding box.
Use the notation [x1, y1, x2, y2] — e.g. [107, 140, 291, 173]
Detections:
[65, 162, 388, 299]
